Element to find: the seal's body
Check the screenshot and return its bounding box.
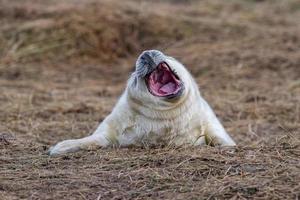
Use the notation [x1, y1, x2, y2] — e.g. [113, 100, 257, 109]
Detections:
[49, 50, 235, 155]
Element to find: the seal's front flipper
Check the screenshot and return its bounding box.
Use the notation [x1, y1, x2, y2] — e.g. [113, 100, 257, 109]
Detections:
[48, 135, 105, 156]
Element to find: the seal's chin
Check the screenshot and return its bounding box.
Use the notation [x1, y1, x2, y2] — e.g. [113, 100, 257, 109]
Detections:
[146, 62, 183, 98]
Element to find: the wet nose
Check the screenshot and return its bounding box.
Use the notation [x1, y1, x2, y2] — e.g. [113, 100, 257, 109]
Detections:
[140, 50, 164, 67]
[140, 51, 156, 69]
[135, 50, 165, 77]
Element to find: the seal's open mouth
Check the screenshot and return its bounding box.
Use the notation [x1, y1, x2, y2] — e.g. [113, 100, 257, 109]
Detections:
[146, 62, 182, 98]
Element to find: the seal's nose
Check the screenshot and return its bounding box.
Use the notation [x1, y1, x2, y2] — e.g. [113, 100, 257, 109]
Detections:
[140, 51, 156, 69]
[138, 50, 165, 67]
[135, 50, 165, 77]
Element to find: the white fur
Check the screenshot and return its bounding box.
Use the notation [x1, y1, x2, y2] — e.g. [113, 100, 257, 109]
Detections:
[49, 53, 235, 156]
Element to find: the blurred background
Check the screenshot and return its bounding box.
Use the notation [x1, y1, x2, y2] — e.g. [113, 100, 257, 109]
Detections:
[0, 0, 299, 199]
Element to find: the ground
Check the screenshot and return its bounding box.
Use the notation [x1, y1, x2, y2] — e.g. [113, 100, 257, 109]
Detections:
[0, 0, 299, 199]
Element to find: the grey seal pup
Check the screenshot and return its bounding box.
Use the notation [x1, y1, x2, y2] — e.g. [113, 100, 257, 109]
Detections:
[49, 50, 235, 155]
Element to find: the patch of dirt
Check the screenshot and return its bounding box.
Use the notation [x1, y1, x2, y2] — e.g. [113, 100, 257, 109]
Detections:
[0, 0, 299, 199]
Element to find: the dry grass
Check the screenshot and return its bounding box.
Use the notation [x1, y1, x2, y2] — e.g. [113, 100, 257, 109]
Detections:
[0, 0, 299, 199]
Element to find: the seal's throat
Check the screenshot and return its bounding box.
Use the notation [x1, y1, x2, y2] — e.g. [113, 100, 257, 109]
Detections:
[146, 62, 182, 97]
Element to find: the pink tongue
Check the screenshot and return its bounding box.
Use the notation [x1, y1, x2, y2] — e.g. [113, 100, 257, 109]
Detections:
[159, 82, 176, 94]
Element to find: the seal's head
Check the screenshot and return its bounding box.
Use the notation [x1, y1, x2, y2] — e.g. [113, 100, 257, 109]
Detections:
[128, 50, 192, 107]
